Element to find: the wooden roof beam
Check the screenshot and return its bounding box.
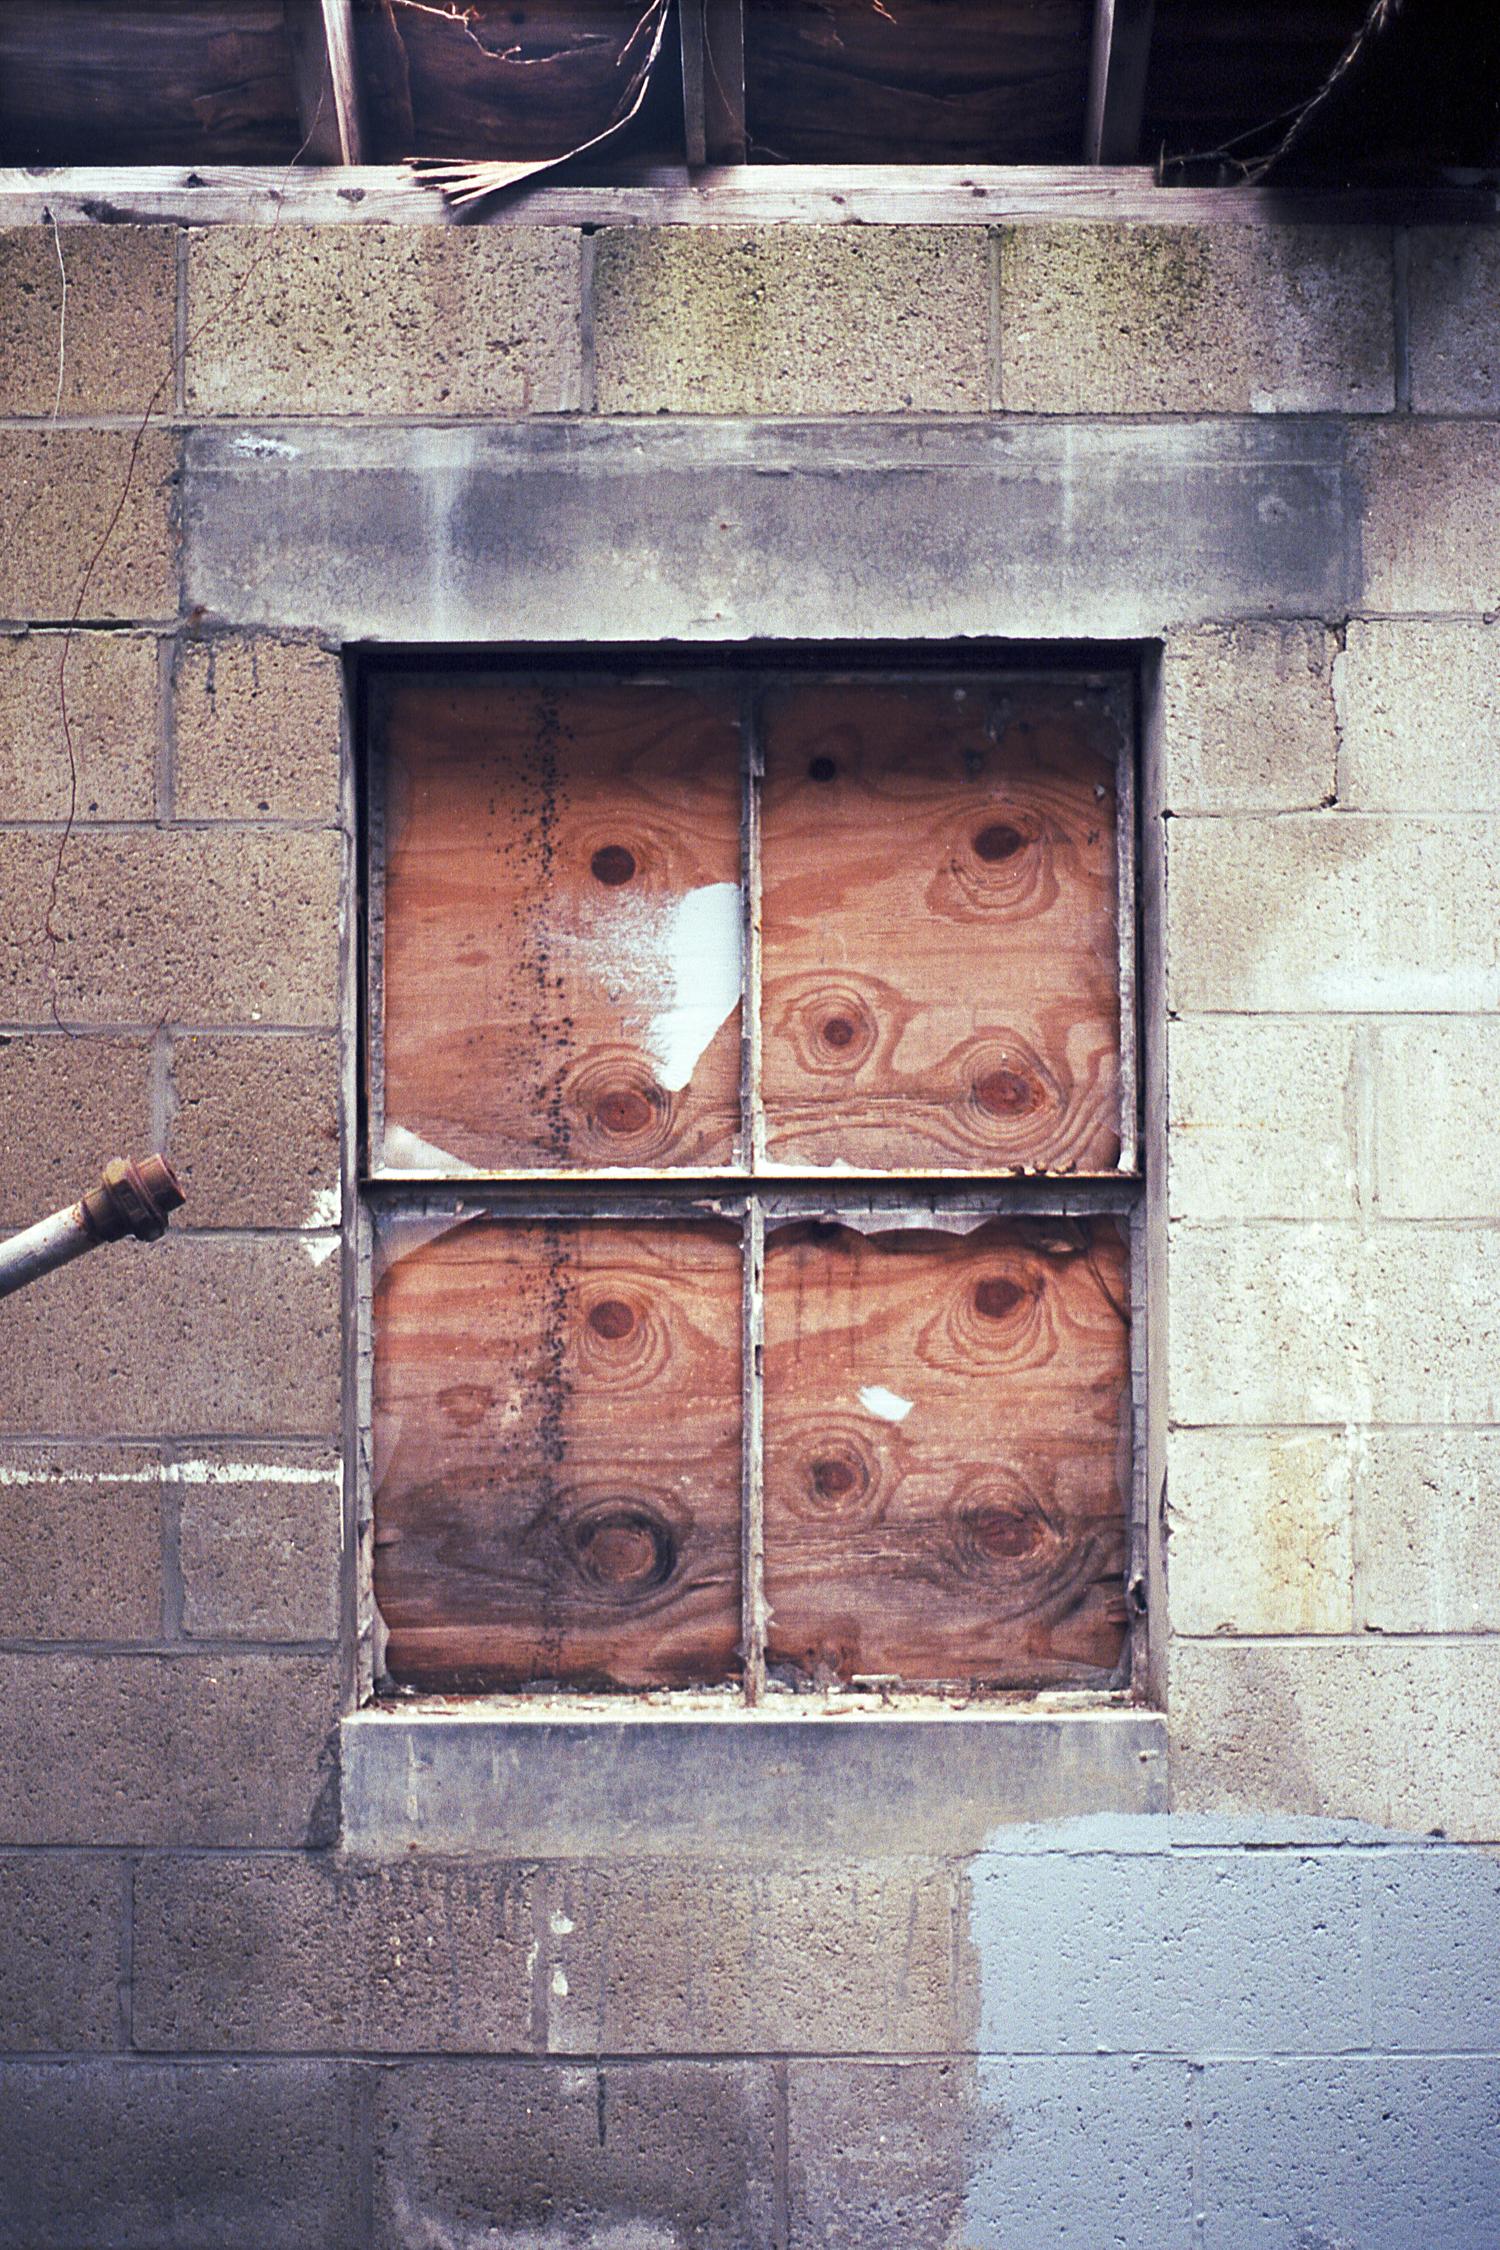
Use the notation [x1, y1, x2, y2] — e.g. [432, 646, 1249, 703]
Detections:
[1084, 0, 1155, 166]
[286, 0, 366, 165]
[681, 0, 747, 169]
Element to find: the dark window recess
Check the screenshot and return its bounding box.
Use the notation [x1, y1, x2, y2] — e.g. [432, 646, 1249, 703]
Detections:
[363, 662, 1140, 1700]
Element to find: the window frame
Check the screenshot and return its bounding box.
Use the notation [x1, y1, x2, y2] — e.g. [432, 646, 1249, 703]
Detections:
[353, 646, 1148, 1711]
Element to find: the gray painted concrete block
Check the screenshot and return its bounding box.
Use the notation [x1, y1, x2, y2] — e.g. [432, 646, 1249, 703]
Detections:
[967, 1847, 1365, 2056]
[965, 2056, 1196, 2249]
[1198, 2057, 1500, 2249]
[1368, 1847, 1500, 2053]
[0, 2060, 360, 2249]
[340, 1707, 1166, 1858]
[182, 419, 1356, 645]
[372, 2060, 778, 2250]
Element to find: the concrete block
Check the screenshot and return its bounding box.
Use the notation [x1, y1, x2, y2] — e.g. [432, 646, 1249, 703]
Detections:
[967, 1844, 1364, 2055]
[0, 1653, 339, 1845]
[786, 2060, 970, 2250]
[133, 1856, 535, 2052]
[0, 226, 176, 418]
[1198, 2058, 1500, 2250]
[1368, 1846, 1500, 2050]
[1338, 619, 1500, 812]
[0, 2060, 359, 2249]
[167, 1032, 340, 1229]
[0, 629, 161, 819]
[372, 2060, 778, 2250]
[0, 1233, 340, 1438]
[1167, 1016, 1358, 1220]
[172, 634, 342, 821]
[967, 2057, 1195, 2249]
[789, 2057, 1195, 2250]
[177, 1448, 342, 1642]
[544, 1861, 956, 2055]
[1170, 1639, 1500, 1839]
[0, 1853, 123, 2051]
[1169, 1223, 1500, 1427]
[1408, 226, 1500, 413]
[185, 226, 582, 416]
[0, 430, 178, 621]
[0, 1444, 161, 1641]
[1355, 421, 1500, 613]
[182, 418, 1356, 644]
[1166, 813, 1500, 1013]
[592, 227, 990, 413]
[998, 224, 1394, 413]
[1373, 1019, 1500, 1217]
[1167, 1428, 1354, 1637]
[1159, 622, 1339, 813]
[0, 1035, 154, 1227]
[0, 827, 342, 1026]
[1357, 1430, 1500, 1633]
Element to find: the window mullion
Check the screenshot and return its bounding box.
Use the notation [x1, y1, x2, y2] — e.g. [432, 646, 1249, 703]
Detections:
[741, 1196, 767, 1705]
[742, 682, 766, 1173]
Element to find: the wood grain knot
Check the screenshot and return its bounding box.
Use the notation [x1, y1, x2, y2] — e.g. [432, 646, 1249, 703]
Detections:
[975, 1067, 1044, 1119]
[972, 821, 1025, 863]
[966, 1505, 1043, 1559]
[566, 1500, 678, 1600]
[808, 756, 838, 783]
[973, 1276, 1028, 1321]
[587, 1298, 636, 1340]
[821, 1015, 856, 1050]
[590, 844, 637, 886]
[775, 1417, 887, 1527]
[435, 1382, 495, 1430]
[565, 1051, 681, 1163]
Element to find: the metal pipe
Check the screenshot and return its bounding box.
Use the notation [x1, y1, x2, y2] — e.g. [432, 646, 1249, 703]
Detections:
[0, 1155, 185, 1301]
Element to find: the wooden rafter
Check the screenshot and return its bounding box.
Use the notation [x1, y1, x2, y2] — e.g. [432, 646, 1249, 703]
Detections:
[1084, 0, 1155, 167]
[286, 0, 366, 165]
[680, 0, 747, 169]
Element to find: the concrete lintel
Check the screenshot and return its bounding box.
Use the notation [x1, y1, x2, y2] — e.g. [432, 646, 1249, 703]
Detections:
[182, 419, 1357, 646]
[339, 1705, 1167, 1858]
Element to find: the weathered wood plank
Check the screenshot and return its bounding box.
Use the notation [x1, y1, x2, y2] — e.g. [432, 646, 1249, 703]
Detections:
[0, 3, 303, 165]
[374, 1215, 744, 1691]
[762, 1216, 1131, 1689]
[759, 679, 1125, 1175]
[702, 0, 747, 165]
[744, 0, 1092, 164]
[355, 0, 677, 162]
[285, 0, 346, 165]
[1084, 0, 1155, 165]
[376, 675, 743, 1175]
[7, 162, 1496, 227]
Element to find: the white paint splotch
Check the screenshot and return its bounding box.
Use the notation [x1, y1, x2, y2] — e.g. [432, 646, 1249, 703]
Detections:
[859, 1385, 914, 1424]
[570, 881, 742, 1095]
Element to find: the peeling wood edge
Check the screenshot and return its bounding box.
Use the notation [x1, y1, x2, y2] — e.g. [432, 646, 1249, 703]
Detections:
[5, 164, 1498, 226]
[1084, 0, 1156, 168]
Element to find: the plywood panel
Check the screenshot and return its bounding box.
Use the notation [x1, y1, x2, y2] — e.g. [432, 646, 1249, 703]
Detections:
[378, 676, 743, 1172]
[374, 1216, 743, 1689]
[762, 1217, 1130, 1687]
[760, 679, 1123, 1173]
[744, 0, 1092, 164]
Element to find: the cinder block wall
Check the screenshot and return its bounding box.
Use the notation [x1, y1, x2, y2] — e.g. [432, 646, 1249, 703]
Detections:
[1, 216, 1498, 2247]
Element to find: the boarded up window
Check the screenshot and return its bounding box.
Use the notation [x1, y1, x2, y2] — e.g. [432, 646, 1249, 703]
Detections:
[366, 664, 1139, 1700]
